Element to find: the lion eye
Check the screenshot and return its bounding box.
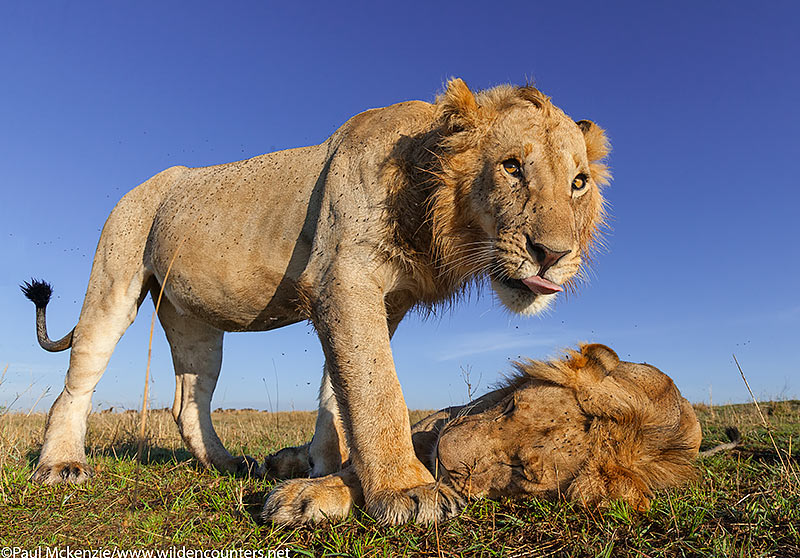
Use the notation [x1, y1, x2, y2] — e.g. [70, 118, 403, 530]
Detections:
[502, 159, 522, 176]
[572, 173, 588, 191]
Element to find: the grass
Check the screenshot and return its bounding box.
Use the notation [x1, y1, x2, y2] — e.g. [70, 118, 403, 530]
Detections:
[0, 403, 798, 557]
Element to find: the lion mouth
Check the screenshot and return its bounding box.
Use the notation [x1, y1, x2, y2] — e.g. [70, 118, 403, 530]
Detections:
[499, 275, 562, 296]
[521, 275, 562, 295]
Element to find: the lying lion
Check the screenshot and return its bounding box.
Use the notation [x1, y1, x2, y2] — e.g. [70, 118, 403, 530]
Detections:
[262, 344, 702, 524]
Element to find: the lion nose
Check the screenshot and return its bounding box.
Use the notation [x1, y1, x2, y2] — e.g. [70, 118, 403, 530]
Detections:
[527, 240, 571, 275]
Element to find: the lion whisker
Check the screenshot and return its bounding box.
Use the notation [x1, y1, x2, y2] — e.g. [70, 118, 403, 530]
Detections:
[437, 255, 495, 279]
[435, 250, 494, 270]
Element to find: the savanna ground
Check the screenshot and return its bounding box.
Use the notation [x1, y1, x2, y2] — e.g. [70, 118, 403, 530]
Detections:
[0, 401, 798, 557]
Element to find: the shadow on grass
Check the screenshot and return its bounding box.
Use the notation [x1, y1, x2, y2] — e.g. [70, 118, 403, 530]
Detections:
[25, 444, 195, 469]
[736, 448, 800, 465]
[243, 488, 271, 524]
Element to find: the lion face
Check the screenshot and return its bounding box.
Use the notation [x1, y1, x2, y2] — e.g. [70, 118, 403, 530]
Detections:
[434, 381, 588, 500]
[434, 80, 611, 315]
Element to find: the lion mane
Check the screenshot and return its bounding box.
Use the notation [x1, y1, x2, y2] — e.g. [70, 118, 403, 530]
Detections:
[380, 81, 611, 307]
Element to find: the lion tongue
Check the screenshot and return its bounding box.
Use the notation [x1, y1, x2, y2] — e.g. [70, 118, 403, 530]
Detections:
[521, 276, 563, 295]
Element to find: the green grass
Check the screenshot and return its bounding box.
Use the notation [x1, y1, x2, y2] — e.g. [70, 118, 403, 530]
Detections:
[1, 404, 798, 556]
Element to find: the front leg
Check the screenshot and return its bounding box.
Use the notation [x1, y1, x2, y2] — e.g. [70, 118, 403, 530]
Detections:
[262, 272, 463, 525]
[304, 293, 413, 478]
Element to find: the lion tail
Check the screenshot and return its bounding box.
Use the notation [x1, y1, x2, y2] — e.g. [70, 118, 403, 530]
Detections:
[699, 426, 742, 457]
[20, 279, 74, 352]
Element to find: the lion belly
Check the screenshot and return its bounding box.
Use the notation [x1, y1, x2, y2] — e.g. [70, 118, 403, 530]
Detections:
[145, 145, 328, 332]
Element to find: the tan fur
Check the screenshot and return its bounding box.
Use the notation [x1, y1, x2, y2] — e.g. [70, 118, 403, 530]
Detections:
[28, 79, 609, 524]
[433, 344, 702, 509]
[265, 345, 701, 523]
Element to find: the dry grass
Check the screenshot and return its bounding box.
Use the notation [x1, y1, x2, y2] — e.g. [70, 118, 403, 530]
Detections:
[0, 404, 798, 556]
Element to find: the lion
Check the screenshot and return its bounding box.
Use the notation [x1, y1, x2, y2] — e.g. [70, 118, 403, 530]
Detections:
[22, 78, 610, 525]
[262, 344, 704, 524]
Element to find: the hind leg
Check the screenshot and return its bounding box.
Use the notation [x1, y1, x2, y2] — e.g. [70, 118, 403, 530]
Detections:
[307, 365, 349, 476]
[34, 273, 148, 484]
[263, 364, 347, 479]
[263, 364, 345, 479]
[157, 295, 258, 475]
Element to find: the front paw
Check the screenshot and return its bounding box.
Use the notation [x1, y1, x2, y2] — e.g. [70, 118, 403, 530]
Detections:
[32, 461, 94, 485]
[261, 475, 355, 525]
[368, 482, 465, 525]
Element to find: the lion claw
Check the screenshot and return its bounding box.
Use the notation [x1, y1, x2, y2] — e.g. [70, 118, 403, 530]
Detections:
[262, 477, 354, 525]
[32, 461, 94, 485]
[367, 482, 465, 525]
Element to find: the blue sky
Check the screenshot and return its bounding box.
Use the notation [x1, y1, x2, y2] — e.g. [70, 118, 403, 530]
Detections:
[1, 1, 798, 413]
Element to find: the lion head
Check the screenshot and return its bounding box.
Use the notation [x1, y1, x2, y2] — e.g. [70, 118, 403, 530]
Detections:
[432, 344, 701, 510]
[407, 79, 611, 315]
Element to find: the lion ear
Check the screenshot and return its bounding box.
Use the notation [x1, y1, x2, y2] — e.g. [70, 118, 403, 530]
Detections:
[576, 120, 612, 186]
[580, 343, 620, 375]
[438, 78, 481, 131]
[576, 120, 610, 161]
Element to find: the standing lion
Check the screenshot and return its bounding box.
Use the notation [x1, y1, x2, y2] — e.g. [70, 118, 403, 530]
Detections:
[23, 79, 610, 525]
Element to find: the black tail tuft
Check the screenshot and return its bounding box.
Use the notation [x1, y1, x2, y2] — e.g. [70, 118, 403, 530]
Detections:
[20, 279, 54, 309]
[724, 426, 742, 444]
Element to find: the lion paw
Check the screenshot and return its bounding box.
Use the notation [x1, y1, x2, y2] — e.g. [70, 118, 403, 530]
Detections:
[32, 461, 94, 485]
[263, 444, 310, 479]
[261, 475, 355, 525]
[232, 455, 264, 477]
[367, 482, 465, 525]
